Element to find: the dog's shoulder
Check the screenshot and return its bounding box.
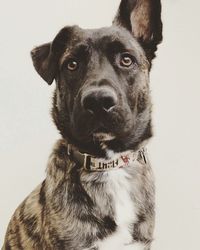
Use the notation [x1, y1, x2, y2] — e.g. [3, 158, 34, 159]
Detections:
[3, 182, 46, 249]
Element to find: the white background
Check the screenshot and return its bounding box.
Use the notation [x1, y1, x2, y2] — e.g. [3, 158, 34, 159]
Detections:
[0, 0, 200, 249]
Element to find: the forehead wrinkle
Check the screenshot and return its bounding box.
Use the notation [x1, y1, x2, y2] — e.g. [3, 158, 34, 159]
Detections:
[91, 29, 143, 54]
[69, 42, 90, 55]
[59, 42, 91, 66]
[93, 35, 145, 65]
[101, 39, 127, 52]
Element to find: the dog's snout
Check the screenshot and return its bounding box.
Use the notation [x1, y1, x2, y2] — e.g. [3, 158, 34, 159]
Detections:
[83, 94, 116, 113]
[82, 87, 117, 114]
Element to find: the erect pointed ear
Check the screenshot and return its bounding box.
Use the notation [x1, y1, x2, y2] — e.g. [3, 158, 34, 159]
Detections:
[31, 26, 73, 85]
[113, 0, 163, 61]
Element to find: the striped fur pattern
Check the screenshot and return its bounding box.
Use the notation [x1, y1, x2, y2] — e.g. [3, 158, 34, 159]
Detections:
[3, 0, 162, 249]
[3, 140, 155, 249]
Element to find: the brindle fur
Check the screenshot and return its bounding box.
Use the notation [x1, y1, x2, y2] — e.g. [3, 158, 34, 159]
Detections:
[3, 0, 162, 249]
[3, 140, 155, 250]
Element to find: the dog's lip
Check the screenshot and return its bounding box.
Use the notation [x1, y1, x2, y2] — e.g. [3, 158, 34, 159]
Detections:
[90, 126, 116, 141]
[93, 132, 116, 141]
[92, 126, 108, 133]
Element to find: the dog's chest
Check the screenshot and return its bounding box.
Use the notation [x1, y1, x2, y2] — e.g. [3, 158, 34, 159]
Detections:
[95, 169, 136, 250]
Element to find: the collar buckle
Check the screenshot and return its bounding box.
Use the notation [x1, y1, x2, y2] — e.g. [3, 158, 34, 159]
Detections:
[83, 153, 91, 171]
[139, 148, 147, 164]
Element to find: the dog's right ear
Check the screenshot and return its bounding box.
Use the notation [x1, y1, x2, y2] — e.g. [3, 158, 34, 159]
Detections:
[31, 43, 56, 85]
[31, 26, 73, 85]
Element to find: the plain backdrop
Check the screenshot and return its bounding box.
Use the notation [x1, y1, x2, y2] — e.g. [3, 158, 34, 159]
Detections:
[0, 0, 200, 249]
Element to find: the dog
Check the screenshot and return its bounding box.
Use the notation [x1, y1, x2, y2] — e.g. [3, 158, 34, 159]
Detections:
[3, 0, 162, 249]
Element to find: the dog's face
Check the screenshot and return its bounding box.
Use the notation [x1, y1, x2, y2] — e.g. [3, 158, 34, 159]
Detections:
[31, 0, 162, 156]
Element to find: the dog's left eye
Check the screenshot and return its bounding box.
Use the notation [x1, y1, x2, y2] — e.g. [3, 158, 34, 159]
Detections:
[67, 59, 78, 71]
[120, 53, 135, 67]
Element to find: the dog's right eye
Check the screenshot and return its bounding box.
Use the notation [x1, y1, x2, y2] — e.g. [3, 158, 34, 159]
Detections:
[67, 59, 78, 71]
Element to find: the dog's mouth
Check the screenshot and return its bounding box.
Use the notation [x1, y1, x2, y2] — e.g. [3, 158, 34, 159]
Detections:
[81, 125, 116, 142]
[71, 108, 135, 143]
[70, 118, 118, 143]
[71, 119, 132, 144]
[93, 131, 116, 142]
[67, 106, 151, 156]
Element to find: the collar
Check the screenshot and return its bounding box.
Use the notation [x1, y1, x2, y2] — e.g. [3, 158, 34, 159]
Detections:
[67, 144, 147, 172]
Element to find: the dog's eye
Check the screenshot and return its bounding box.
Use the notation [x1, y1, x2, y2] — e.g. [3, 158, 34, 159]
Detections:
[67, 59, 78, 71]
[120, 53, 135, 67]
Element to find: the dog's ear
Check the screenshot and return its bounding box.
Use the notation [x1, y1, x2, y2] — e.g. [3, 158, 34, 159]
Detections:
[31, 43, 55, 85]
[31, 27, 73, 85]
[113, 0, 163, 61]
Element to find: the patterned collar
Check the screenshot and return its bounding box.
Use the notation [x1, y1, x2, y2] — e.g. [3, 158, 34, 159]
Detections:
[67, 144, 147, 172]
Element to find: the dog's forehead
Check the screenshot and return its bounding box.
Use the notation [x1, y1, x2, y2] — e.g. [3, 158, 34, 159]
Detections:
[66, 25, 144, 55]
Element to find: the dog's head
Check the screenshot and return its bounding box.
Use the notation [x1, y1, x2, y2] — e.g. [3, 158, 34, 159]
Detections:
[31, 0, 162, 157]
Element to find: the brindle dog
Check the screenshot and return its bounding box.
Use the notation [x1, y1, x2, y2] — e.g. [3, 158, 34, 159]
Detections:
[3, 0, 162, 249]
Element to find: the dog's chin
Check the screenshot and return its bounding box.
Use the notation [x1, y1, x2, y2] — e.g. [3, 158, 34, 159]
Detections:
[68, 117, 152, 157]
[71, 127, 130, 152]
[71, 127, 117, 144]
[71, 124, 130, 144]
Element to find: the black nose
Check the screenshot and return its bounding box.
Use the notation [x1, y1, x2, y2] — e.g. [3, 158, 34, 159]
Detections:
[82, 87, 117, 114]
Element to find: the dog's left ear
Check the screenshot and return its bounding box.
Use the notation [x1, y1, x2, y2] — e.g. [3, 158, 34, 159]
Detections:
[113, 0, 163, 62]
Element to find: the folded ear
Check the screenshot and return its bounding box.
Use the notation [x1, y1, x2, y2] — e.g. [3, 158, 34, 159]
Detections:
[113, 0, 163, 61]
[31, 43, 56, 85]
[31, 27, 73, 85]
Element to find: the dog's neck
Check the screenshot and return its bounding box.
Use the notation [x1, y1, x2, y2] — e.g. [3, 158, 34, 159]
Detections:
[67, 143, 147, 172]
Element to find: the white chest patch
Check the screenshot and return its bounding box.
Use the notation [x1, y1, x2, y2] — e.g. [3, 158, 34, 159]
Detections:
[95, 169, 139, 250]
